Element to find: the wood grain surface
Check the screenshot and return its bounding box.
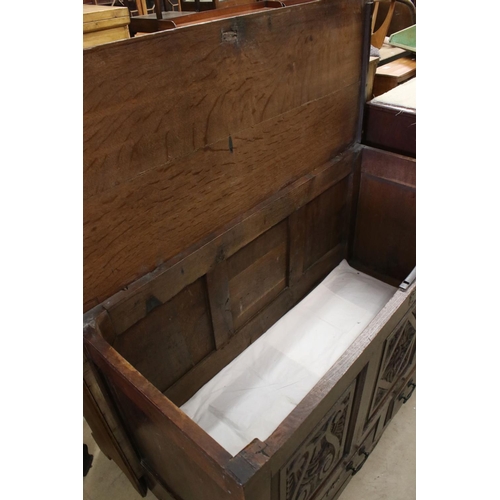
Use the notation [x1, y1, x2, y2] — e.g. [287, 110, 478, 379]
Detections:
[352, 147, 415, 282]
[83, 0, 363, 310]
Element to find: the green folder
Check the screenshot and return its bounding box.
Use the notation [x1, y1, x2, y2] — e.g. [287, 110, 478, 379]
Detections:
[389, 25, 416, 53]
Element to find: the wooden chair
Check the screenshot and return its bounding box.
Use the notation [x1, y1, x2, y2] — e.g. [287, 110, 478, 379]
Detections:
[371, 0, 415, 49]
[371, 0, 396, 49]
[152, 0, 182, 18]
[87, 1, 158, 16]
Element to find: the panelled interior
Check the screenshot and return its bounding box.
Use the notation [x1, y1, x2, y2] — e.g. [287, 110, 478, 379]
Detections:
[350, 147, 416, 284]
[302, 177, 350, 272]
[110, 165, 354, 401]
[112, 277, 215, 393]
[107, 146, 415, 405]
[227, 220, 289, 332]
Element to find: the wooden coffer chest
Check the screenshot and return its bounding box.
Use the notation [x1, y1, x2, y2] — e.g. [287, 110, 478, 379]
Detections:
[83, 1, 416, 499]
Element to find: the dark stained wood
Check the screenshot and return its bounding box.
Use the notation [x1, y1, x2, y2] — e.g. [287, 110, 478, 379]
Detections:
[287, 209, 306, 288]
[180, 0, 215, 11]
[83, 349, 146, 495]
[142, 466, 177, 500]
[84, 297, 100, 314]
[388, 367, 416, 424]
[367, 310, 416, 419]
[353, 174, 415, 282]
[84, 83, 360, 310]
[83, 381, 147, 496]
[363, 100, 416, 157]
[351, 148, 415, 282]
[361, 146, 416, 188]
[84, 1, 361, 195]
[223, 282, 416, 495]
[101, 147, 355, 336]
[171, 2, 285, 27]
[206, 260, 234, 348]
[227, 449, 273, 500]
[112, 277, 215, 393]
[281, 0, 320, 5]
[288, 171, 354, 286]
[278, 381, 356, 500]
[227, 221, 288, 331]
[303, 178, 350, 271]
[165, 240, 346, 406]
[129, 3, 288, 35]
[84, 330, 240, 500]
[83, 0, 363, 309]
[83, 132, 415, 500]
[94, 308, 117, 345]
[346, 147, 362, 260]
[250, 282, 415, 473]
[86, 147, 356, 412]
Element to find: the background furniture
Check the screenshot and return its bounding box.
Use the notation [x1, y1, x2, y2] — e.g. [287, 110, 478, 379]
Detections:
[364, 77, 416, 157]
[369, 0, 415, 99]
[373, 56, 415, 96]
[83, 4, 130, 48]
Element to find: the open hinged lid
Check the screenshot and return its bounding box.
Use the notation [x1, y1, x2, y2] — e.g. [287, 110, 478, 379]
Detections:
[83, 0, 368, 311]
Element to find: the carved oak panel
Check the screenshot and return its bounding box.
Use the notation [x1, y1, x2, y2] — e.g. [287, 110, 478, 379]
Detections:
[369, 310, 416, 418]
[280, 381, 356, 500]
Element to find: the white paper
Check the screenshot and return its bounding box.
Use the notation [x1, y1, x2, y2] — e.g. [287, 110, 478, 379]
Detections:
[181, 260, 396, 456]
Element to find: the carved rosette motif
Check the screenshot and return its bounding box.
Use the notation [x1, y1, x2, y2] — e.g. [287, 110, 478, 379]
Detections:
[372, 316, 416, 411]
[282, 384, 355, 500]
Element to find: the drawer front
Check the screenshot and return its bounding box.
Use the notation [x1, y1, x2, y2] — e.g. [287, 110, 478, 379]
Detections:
[280, 381, 357, 500]
[368, 307, 416, 421]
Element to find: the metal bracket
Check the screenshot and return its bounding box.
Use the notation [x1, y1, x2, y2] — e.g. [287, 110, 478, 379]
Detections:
[399, 267, 416, 290]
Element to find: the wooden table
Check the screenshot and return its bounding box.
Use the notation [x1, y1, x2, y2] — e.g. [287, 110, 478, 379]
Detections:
[373, 56, 416, 97]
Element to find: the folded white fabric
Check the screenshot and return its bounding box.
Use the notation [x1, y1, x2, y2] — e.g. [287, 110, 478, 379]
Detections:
[181, 260, 396, 456]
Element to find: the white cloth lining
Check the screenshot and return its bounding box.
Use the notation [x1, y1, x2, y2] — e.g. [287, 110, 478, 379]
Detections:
[181, 260, 396, 456]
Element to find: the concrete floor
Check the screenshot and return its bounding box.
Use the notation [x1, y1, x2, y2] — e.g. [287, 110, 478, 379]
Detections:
[83, 393, 416, 500]
[340, 393, 416, 500]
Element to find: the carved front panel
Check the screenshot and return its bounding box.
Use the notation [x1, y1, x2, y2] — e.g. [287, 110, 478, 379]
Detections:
[370, 311, 416, 417]
[281, 382, 356, 500]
